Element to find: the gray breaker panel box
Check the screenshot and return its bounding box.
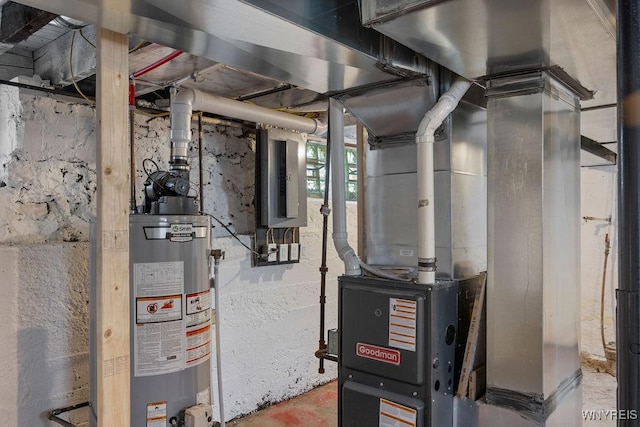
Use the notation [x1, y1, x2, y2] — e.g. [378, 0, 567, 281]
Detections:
[338, 276, 458, 427]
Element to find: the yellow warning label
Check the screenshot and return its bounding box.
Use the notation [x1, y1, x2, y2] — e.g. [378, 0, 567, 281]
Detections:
[389, 298, 417, 352]
[146, 401, 167, 427]
[379, 398, 417, 427]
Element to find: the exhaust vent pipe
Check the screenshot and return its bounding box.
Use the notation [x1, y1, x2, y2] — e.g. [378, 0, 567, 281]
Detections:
[416, 78, 471, 284]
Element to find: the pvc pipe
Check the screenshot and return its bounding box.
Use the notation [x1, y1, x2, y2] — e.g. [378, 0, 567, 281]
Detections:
[416, 78, 471, 284]
[212, 257, 225, 427]
[171, 87, 326, 135]
[170, 87, 327, 168]
[329, 98, 361, 276]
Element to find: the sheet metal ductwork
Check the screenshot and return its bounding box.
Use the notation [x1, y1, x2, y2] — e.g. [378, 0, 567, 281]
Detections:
[15, 0, 431, 96]
[358, 0, 613, 108]
[340, 71, 487, 282]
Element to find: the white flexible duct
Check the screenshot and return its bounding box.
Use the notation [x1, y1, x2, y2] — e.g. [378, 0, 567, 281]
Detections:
[416, 78, 471, 284]
[329, 98, 361, 276]
[170, 88, 327, 163]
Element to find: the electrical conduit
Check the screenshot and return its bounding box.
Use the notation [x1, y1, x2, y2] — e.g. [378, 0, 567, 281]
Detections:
[329, 98, 361, 276]
[416, 78, 471, 284]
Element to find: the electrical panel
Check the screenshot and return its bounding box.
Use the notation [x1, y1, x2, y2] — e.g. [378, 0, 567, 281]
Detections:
[257, 128, 307, 228]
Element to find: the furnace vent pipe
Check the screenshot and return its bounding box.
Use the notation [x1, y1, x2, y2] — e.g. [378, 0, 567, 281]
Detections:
[416, 78, 471, 284]
[329, 98, 361, 276]
[170, 88, 327, 166]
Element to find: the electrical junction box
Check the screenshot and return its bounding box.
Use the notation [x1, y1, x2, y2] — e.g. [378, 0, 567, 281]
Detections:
[266, 243, 278, 262]
[256, 128, 307, 228]
[184, 404, 214, 427]
[290, 243, 300, 261]
[278, 244, 289, 262]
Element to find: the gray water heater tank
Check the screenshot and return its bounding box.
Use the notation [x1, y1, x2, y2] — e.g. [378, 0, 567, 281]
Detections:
[91, 214, 212, 426]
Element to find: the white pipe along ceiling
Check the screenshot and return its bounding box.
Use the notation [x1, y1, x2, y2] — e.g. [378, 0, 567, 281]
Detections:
[170, 87, 327, 164]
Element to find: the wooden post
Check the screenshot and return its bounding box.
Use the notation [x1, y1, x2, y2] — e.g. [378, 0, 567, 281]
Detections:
[96, 28, 130, 426]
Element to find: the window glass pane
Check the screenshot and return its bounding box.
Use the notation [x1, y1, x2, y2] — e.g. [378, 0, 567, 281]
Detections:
[306, 141, 358, 201]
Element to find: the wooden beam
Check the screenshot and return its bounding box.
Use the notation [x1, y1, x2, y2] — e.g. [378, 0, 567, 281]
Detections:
[96, 27, 130, 427]
[0, 46, 33, 80]
[0, 2, 56, 55]
[468, 365, 486, 401]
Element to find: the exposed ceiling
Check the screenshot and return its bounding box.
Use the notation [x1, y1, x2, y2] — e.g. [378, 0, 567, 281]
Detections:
[0, 0, 620, 164]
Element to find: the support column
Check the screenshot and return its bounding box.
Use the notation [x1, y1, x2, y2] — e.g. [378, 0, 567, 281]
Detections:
[484, 71, 582, 425]
[617, 0, 640, 423]
[96, 28, 130, 427]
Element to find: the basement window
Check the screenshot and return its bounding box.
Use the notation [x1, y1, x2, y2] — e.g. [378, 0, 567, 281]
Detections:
[306, 141, 358, 201]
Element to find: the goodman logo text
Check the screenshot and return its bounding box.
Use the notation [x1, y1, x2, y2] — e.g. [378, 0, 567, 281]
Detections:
[356, 342, 401, 365]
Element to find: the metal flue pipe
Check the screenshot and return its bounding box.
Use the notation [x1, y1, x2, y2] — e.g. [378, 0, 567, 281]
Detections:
[617, 0, 640, 420]
[329, 98, 361, 276]
[415, 78, 471, 284]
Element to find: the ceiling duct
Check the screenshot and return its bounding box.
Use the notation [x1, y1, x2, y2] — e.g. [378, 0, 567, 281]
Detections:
[15, 0, 432, 95]
[337, 77, 438, 147]
[358, 0, 615, 110]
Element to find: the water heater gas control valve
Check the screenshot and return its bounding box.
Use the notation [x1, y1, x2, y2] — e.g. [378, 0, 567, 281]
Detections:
[184, 404, 214, 427]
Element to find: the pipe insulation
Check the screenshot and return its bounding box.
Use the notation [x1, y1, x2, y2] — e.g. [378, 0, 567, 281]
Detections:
[329, 98, 361, 276]
[170, 88, 327, 166]
[416, 78, 471, 284]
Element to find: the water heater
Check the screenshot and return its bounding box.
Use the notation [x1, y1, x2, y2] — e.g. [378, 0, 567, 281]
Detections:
[91, 213, 213, 426]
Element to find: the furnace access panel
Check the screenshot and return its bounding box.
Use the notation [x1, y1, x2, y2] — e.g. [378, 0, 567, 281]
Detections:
[338, 276, 458, 427]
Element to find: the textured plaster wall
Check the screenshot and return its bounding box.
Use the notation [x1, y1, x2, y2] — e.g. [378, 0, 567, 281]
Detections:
[580, 165, 617, 361]
[0, 244, 90, 427]
[0, 90, 354, 425]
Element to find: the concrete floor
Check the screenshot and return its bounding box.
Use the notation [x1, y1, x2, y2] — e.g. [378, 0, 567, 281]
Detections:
[229, 381, 337, 427]
[229, 366, 617, 427]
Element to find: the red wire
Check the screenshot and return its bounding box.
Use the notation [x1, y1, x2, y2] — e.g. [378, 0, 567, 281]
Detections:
[131, 50, 183, 79]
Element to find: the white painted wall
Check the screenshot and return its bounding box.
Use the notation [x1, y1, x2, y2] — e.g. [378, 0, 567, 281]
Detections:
[0, 243, 90, 427]
[0, 90, 356, 425]
[580, 165, 617, 360]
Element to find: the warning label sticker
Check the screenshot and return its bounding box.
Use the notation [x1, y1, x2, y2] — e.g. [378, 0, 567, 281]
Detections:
[187, 289, 211, 319]
[136, 295, 183, 324]
[134, 261, 186, 377]
[146, 401, 167, 427]
[135, 320, 185, 376]
[134, 261, 184, 297]
[379, 398, 417, 427]
[389, 298, 417, 352]
[186, 324, 211, 368]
